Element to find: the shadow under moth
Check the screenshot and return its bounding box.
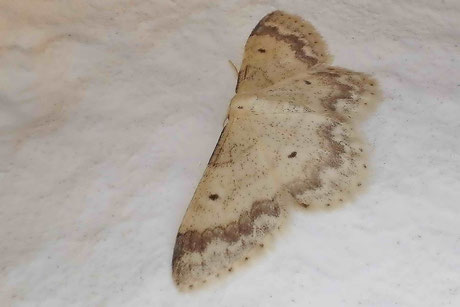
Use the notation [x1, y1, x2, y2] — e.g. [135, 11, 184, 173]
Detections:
[172, 10, 382, 291]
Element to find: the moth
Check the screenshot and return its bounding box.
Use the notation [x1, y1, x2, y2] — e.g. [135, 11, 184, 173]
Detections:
[172, 10, 381, 290]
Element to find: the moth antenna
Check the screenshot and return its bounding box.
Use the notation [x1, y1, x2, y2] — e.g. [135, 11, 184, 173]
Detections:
[228, 60, 239, 78]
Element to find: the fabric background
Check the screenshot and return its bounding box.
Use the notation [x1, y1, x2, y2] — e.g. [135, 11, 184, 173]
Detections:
[1, 1, 459, 306]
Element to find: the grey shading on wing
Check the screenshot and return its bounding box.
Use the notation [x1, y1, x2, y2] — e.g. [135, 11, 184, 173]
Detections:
[172, 10, 382, 291]
[236, 10, 332, 93]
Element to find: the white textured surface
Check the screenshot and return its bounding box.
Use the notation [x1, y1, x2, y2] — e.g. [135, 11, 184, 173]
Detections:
[1, 1, 459, 306]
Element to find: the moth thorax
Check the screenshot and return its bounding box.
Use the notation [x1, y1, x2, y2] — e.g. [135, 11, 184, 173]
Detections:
[229, 94, 258, 114]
